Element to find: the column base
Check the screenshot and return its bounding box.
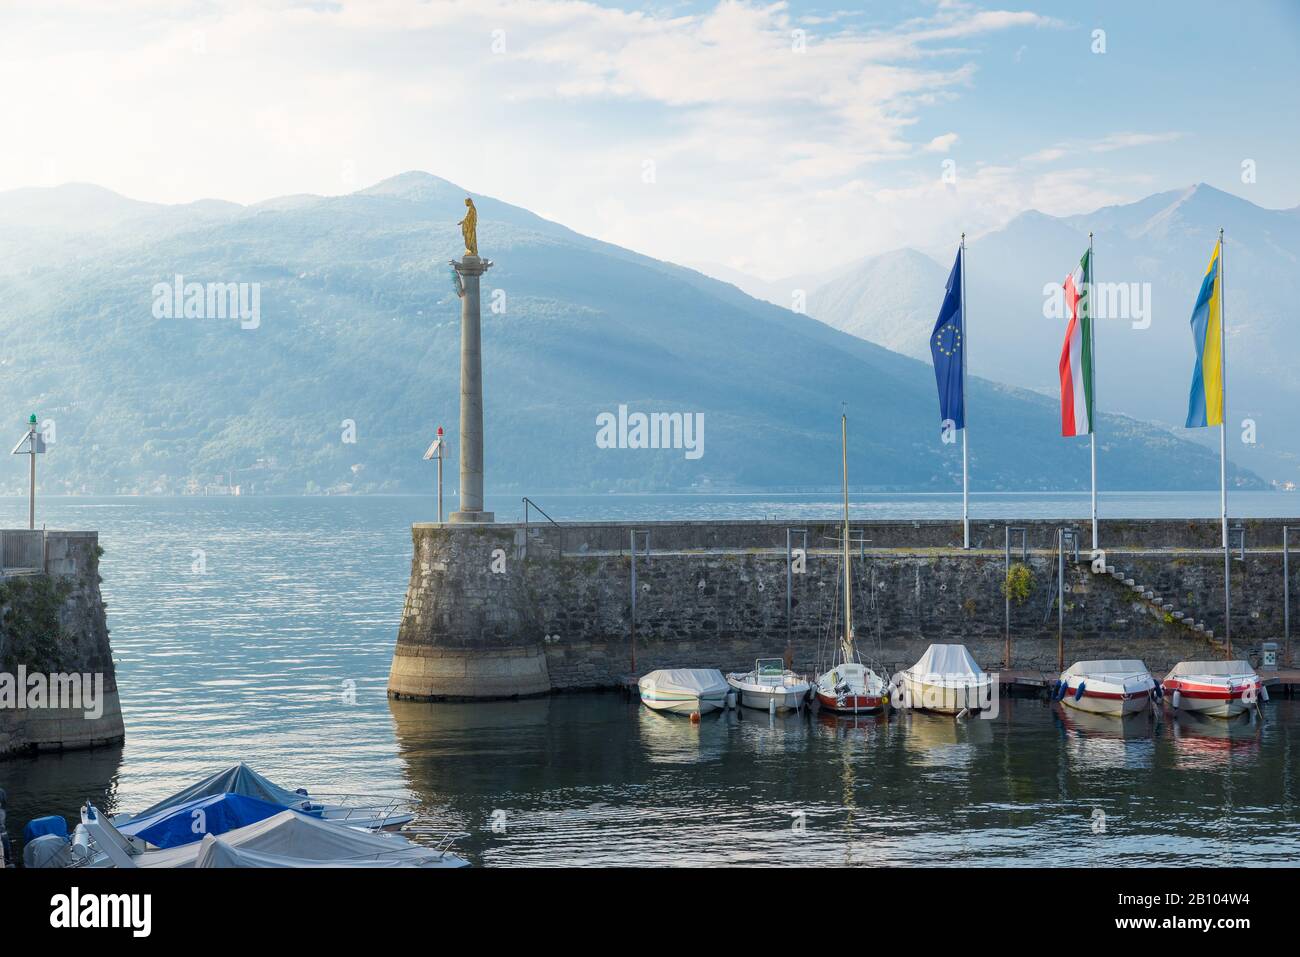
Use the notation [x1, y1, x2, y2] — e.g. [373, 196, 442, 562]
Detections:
[448, 510, 495, 524]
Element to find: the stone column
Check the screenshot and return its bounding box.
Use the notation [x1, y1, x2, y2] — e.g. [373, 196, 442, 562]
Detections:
[449, 254, 494, 523]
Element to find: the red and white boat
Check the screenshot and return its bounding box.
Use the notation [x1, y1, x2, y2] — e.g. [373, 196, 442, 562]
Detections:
[1163, 660, 1267, 719]
[1056, 659, 1158, 717]
[813, 412, 888, 715]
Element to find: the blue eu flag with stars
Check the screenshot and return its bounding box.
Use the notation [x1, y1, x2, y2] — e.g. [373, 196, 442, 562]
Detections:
[930, 248, 964, 431]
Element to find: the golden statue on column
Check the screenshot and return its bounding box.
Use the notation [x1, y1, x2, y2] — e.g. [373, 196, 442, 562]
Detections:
[459, 197, 478, 257]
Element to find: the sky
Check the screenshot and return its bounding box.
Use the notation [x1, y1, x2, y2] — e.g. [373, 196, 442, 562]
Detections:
[2, 0, 1298, 278]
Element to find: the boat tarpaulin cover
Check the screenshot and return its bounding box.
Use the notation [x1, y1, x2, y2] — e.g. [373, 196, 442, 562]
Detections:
[640, 669, 729, 696]
[126, 763, 308, 821]
[189, 810, 449, 867]
[1166, 660, 1257, 679]
[905, 644, 985, 679]
[1063, 660, 1150, 678]
[118, 792, 289, 849]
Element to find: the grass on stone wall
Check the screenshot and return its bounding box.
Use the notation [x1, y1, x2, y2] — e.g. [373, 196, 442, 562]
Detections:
[0, 575, 73, 674]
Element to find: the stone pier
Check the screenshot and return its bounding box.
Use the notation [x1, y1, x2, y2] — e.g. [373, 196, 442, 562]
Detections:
[387, 517, 1297, 701]
[0, 531, 125, 758]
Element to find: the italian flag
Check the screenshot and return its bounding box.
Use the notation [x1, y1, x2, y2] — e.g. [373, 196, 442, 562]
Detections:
[1058, 248, 1094, 436]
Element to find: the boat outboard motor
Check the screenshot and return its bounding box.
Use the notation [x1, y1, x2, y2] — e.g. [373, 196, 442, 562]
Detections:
[24, 834, 73, 869]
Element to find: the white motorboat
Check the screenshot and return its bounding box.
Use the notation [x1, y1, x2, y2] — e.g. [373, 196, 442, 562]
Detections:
[1163, 660, 1266, 719]
[28, 802, 468, 869]
[727, 658, 811, 712]
[112, 763, 415, 831]
[814, 412, 889, 716]
[894, 644, 993, 714]
[638, 668, 729, 715]
[1056, 659, 1158, 717]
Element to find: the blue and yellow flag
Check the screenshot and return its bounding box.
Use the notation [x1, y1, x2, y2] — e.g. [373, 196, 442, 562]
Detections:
[1185, 241, 1223, 428]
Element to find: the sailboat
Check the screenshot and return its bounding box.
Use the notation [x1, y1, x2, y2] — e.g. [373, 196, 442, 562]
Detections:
[813, 412, 889, 715]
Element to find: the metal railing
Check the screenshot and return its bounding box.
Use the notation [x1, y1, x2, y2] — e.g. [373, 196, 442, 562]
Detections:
[0, 529, 45, 575]
[522, 497, 562, 560]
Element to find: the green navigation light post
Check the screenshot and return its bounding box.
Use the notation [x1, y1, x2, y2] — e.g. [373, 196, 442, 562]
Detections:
[11, 414, 46, 530]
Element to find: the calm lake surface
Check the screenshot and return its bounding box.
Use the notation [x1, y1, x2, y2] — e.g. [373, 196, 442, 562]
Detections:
[3, 492, 1299, 866]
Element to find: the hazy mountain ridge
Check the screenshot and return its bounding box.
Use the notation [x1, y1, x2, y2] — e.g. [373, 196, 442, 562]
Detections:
[0, 173, 1263, 496]
[793, 184, 1300, 486]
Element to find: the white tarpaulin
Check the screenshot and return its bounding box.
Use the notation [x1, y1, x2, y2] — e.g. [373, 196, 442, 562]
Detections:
[905, 644, 986, 683]
[1166, 660, 1256, 679]
[130, 810, 461, 868]
[1063, 660, 1150, 678]
[640, 669, 729, 696]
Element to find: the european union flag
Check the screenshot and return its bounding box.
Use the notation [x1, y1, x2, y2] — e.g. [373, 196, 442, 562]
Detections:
[930, 248, 964, 430]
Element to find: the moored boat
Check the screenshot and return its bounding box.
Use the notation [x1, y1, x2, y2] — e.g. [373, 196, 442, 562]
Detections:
[37, 802, 469, 868]
[111, 763, 415, 831]
[726, 658, 811, 712]
[894, 644, 993, 715]
[813, 411, 888, 716]
[638, 668, 729, 715]
[1055, 659, 1158, 717]
[1163, 660, 1266, 719]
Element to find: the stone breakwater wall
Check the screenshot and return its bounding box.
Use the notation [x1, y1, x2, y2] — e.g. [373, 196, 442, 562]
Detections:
[0, 532, 124, 758]
[387, 518, 1296, 700]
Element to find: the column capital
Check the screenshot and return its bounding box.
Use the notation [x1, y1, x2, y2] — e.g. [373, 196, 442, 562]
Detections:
[450, 255, 493, 277]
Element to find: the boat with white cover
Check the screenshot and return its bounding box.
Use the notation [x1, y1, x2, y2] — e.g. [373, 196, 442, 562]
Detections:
[727, 658, 811, 712]
[813, 412, 888, 715]
[1055, 659, 1158, 716]
[894, 644, 993, 714]
[638, 668, 729, 714]
[28, 802, 467, 868]
[1163, 660, 1266, 719]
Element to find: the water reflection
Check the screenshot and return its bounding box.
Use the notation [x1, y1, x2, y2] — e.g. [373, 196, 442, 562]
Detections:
[1057, 705, 1157, 771]
[1169, 710, 1262, 770]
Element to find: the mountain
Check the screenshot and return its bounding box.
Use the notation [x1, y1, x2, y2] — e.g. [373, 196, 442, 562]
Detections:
[0, 173, 1262, 496]
[806, 249, 949, 361]
[805, 185, 1300, 486]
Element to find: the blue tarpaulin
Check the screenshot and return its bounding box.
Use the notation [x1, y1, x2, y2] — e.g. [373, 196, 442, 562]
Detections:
[24, 815, 69, 843]
[118, 792, 291, 849]
[127, 763, 309, 821]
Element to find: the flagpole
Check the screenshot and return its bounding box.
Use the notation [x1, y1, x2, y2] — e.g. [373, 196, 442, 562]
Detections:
[1220, 226, 1230, 659]
[961, 232, 969, 550]
[1088, 232, 1098, 552]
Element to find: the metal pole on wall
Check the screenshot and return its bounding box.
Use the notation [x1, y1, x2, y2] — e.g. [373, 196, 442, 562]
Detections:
[1284, 525, 1291, 667]
[1004, 526, 1011, 668]
[630, 529, 638, 674]
[786, 528, 794, 649]
[1057, 528, 1065, 673]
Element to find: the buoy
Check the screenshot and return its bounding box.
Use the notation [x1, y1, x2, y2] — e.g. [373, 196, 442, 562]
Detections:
[1074, 681, 1086, 702]
[1261, 685, 1270, 703]
[769, 697, 776, 715]
[1171, 689, 1182, 710]
[690, 710, 700, 724]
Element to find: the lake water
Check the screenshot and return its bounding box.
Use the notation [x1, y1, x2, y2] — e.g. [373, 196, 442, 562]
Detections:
[2, 492, 1299, 866]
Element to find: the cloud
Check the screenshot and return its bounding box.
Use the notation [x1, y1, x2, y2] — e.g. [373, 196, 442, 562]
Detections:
[0, 1, 1071, 275]
[924, 133, 960, 153]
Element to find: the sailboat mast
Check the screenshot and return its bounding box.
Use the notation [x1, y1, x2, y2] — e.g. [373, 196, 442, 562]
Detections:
[842, 412, 853, 662]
